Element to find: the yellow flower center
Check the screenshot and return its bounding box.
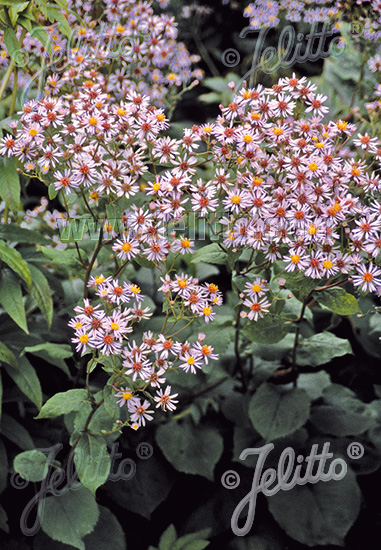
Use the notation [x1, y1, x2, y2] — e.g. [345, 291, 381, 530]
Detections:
[187, 357, 195, 365]
[309, 162, 318, 171]
[291, 254, 300, 264]
[89, 117, 97, 126]
[131, 285, 141, 293]
[336, 121, 348, 131]
[323, 260, 333, 269]
[231, 195, 241, 204]
[111, 322, 119, 330]
[252, 284, 262, 292]
[79, 334, 89, 343]
[29, 128, 38, 137]
[203, 307, 212, 316]
[123, 392, 132, 400]
[181, 238, 191, 248]
[122, 242, 132, 252]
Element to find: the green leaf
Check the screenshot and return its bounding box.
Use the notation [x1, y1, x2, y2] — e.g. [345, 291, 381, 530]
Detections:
[46, 6, 72, 39]
[314, 287, 361, 316]
[53, 0, 68, 9]
[0, 156, 21, 211]
[3, 27, 19, 60]
[27, 264, 53, 327]
[296, 333, 352, 367]
[0, 341, 17, 368]
[242, 315, 288, 344]
[0, 240, 32, 286]
[174, 530, 211, 550]
[274, 267, 317, 301]
[297, 371, 332, 401]
[48, 183, 59, 200]
[0, 413, 34, 450]
[83, 506, 126, 550]
[159, 524, 177, 550]
[40, 245, 83, 268]
[0, 270, 28, 333]
[199, 92, 222, 104]
[9, 2, 29, 25]
[13, 450, 49, 482]
[249, 383, 311, 441]
[191, 243, 227, 265]
[74, 435, 110, 495]
[267, 466, 361, 546]
[310, 383, 378, 436]
[0, 224, 50, 244]
[203, 77, 231, 93]
[40, 487, 99, 550]
[105, 452, 174, 520]
[36, 389, 89, 419]
[3, 356, 42, 409]
[201, 317, 234, 357]
[155, 419, 223, 480]
[23, 342, 72, 364]
[18, 14, 32, 32]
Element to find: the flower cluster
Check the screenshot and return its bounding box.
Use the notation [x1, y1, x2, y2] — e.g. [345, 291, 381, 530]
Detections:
[2, 85, 169, 188]
[242, 0, 381, 40]
[0, 0, 201, 108]
[68, 275, 219, 429]
[239, 277, 272, 321]
[158, 273, 223, 323]
[3, 74, 381, 303]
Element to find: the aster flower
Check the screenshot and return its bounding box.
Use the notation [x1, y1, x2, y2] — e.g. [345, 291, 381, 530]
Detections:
[242, 297, 271, 321]
[154, 386, 178, 411]
[352, 263, 381, 293]
[114, 387, 140, 408]
[128, 398, 154, 427]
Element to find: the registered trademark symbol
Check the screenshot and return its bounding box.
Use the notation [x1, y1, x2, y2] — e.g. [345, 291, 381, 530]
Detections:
[136, 442, 153, 459]
[347, 442, 364, 459]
